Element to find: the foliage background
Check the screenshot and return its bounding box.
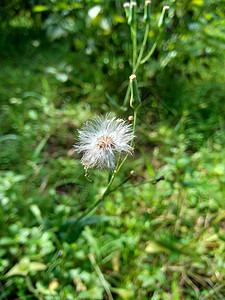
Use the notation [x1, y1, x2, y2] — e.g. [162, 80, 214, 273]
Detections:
[0, 0, 225, 299]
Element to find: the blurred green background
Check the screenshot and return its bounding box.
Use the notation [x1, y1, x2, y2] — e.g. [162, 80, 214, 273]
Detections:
[0, 0, 225, 299]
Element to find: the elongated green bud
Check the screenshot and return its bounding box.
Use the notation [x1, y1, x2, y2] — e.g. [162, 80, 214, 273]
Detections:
[143, 0, 151, 23]
[128, 2, 137, 25]
[123, 2, 130, 20]
[130, 74, 141, 110]
[158, 5, 169, 28]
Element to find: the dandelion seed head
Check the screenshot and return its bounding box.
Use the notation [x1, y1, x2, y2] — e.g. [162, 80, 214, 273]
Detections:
[75, 115, 134, 170]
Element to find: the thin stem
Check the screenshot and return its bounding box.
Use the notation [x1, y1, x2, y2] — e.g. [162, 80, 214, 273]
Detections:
[131, 24, 137, 69]
[89, 254, 113, 300]
[134, 23, 150, 73]
[123, 84, 131, 107]
[116, 109, 138, 173]
[26, 276, 41, 299]
[107, 173, 133, 194]
[79, 156, 122, 218]
[108, 175, 165, 191]
[140, 35, 160, 64]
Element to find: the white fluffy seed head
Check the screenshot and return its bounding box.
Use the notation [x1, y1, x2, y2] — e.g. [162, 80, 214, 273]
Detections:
[74, 114, 134, 170]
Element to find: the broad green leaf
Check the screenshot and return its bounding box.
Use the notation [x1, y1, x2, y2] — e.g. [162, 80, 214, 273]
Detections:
[5, 258, 46, 278]
[5, 257, 30, 277]
[111, 288, 134, 299]
[29, 262, 47, 272]
[0, 237, 15, 246]
[145, 241, 171, 254]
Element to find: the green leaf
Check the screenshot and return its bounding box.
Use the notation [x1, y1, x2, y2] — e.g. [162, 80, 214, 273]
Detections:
[0, 237, 15, 246]
[5, 258, 46, 278]
[111, 288, 134, 299]
[172, 273, 180, 300]
[5, 257, 30, 277]
[60, 215, 112, 243]
[29, 262, 47, 272]
[105, 93, 126, 111]
[31, 135, 50, 161]
[145, 241, 171, 254]
[0, 134, 20, 143]
[30, 204, 43, 224]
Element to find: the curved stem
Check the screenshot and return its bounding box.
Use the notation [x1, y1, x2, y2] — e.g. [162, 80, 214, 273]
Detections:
[123, 84, 131, 107]
[134, 23, 150, 73]
[79, 156, 122, 218]
[140, 35, 160, 64]
[26, 276, 41, 299]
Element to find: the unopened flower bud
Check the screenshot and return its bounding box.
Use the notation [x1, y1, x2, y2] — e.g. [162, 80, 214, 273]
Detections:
[143, 0, 151, 23]
[158, 5, 170, 28]
[129, 74, 141, 110]
[128, 115, 134, 122]
[123, 2, 130, 20]
[128, 2, 137, 25]
[130, 170, 136, 177]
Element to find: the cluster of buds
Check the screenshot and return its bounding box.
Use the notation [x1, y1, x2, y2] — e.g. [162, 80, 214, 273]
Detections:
[123, 1, 169, 27]
[123, 2, 137, 24]
[144, 1, 151, 23]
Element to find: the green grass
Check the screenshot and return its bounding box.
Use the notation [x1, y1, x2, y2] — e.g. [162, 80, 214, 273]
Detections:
[0, 23, 225, 300]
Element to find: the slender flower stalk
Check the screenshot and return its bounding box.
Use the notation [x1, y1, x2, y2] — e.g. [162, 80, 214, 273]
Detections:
[133, 22, 150, 72]
[128, 2, 137, 70]
[140, 35, 160, 64]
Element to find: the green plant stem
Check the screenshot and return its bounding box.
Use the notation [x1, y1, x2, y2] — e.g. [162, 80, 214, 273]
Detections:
[134, 23, 150, 73]
[116, 108, 138, 173]
[131, 24, 137, 69]
[123, 84, 131, 107]
[89, 253, 113, 300]
[140, 35, 160, 64]
[26, 276, 41, 299]
[107, 173, 133, 194]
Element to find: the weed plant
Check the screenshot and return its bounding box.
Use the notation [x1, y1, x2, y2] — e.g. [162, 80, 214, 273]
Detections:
[0, 1, 225, 299]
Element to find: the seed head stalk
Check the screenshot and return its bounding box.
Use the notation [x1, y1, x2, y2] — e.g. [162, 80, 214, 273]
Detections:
[78, 108, 138, 219]
[116, 109, 138, 173]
